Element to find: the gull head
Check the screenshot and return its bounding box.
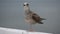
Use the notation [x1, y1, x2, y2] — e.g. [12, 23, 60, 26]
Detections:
[23, 2, 29, 6]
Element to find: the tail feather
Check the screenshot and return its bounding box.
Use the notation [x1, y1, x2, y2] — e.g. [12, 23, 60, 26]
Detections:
[38, 22, 43, 24]
[40, 18, 46, 20]
[38, 18, 46, 24]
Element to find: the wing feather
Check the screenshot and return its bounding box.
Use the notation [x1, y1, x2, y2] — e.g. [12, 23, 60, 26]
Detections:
[32, 13, 41, 22]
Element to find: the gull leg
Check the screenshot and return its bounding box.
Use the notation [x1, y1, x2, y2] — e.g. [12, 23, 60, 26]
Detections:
[29, 24, 34, 32]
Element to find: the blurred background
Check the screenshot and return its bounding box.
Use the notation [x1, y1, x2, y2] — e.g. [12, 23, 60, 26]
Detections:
[0, 0, 60, 34]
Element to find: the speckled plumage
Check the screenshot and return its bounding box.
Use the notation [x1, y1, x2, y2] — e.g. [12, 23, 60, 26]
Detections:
[23, 2, 45, 24]
[23, 2, 46, 31]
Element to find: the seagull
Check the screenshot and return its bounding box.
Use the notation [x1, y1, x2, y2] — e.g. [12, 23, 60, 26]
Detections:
[23, 2, 46, 31]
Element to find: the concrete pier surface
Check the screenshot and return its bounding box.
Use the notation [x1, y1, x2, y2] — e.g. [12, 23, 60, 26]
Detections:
[0, 27, 52, 34]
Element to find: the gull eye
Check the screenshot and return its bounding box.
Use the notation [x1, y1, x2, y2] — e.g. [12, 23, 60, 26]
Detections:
[24, 5, 25, 6]
[27, 4, 29, 6]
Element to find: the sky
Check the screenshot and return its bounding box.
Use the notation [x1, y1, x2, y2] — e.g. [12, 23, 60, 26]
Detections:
[0, 0, 60, 34]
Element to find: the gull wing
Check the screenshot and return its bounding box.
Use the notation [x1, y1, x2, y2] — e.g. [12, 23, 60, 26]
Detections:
[32, 13, 41, 22]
